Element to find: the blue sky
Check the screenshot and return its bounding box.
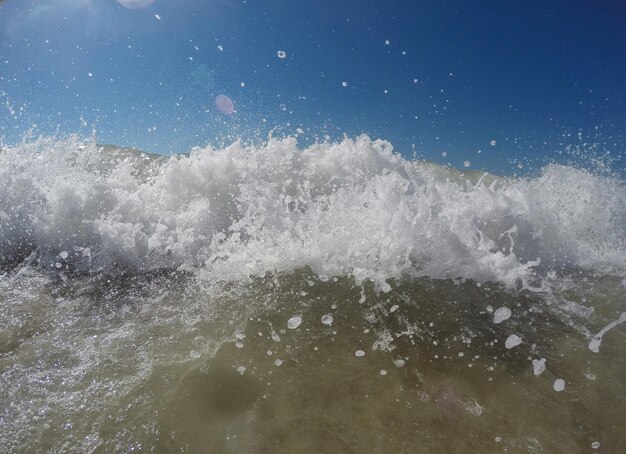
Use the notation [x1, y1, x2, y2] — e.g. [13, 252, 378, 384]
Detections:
[1, 0, 625, 175]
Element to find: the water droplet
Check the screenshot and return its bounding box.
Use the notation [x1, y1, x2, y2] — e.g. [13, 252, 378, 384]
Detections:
[274, 359, 283, 367]
[59, 251, 69, 259]
[355, 350, 365, 357]
[321, 314, 334, 326]
[341, 81, 348, 87]
[490, 139, 497, 146]
[287, 316, 302, 329]
[380, 369, 388, 376]
[277, 50, 287, 59]
[493, 307, 512, 324]
[553, 378, 565, 392]
[532, 358, 546, 376]
[505, 334, 522, 349]
[591, 441, 600, 449]
[189, 350, 201, 359]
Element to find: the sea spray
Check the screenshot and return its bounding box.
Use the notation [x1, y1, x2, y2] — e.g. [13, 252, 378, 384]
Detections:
[1, 135, 623, 289]
[0, 135, 625, 452]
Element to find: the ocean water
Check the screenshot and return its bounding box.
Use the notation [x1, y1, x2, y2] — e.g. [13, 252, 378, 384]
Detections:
[1, 135, 625, 453]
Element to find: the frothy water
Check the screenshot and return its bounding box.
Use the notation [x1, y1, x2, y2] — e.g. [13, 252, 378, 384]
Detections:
[0, 135, 625, 452]
[1, 135, 623, 284]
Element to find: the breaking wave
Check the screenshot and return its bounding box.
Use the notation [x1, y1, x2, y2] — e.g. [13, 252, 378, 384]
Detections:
[1, 134, 624, 290]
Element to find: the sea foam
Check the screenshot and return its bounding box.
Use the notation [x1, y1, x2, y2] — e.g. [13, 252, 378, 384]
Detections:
[0, 135, 624, 290]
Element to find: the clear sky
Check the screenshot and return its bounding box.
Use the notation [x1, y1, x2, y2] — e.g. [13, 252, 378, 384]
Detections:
[1, 0, 625, 175]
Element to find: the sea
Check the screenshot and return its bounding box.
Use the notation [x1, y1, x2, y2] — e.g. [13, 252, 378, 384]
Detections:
[1, 134, 625, 452]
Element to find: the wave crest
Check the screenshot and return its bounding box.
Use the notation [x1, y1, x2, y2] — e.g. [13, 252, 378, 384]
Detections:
[1, 135, 624, 290]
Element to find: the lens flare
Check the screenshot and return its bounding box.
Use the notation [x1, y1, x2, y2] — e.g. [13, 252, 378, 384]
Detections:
[215, 95, 235, 115]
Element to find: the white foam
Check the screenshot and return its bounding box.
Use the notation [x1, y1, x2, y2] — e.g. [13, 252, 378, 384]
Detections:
[0, 135, 624, 291]
[505, 334, 522, 349]
[588, 312, 626, 353]
[553, 379, 565, 392]
[532, 358, 546, 376]
[287, 316, 302, 330]
[493, 307, 512, 324]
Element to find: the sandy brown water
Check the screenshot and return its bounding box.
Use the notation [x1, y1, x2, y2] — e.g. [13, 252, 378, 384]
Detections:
[1, 268, 624, 453]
